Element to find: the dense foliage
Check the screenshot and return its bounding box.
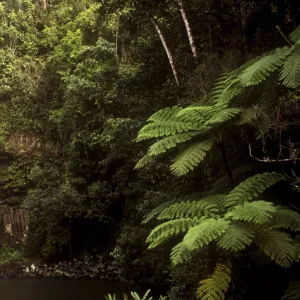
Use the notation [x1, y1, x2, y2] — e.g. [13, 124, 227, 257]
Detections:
[0, 0, 300, 299]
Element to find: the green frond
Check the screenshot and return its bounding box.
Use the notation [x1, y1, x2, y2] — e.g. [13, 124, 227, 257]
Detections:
[157, 195, 226, 220]
[255, 230, 296, 268]
[136, 106, 204, 141]
[213, 79, 243, 106]
[134, 154, 155, 169]
[240, 47, 290, 86]
[217, 223, 254, 251]
[270, 207, 300, 231]
[280, 45, 300, 88]
[282, 279, 300, 300]
[290, 25, 300, 43]
[143, 200, 176, 224]
[225, 201, 276, 225]
[204, 108, 242, 126]
[183, 218, 230, 251]
[147, 217, 201, 249]
[147, 132, 199, 157]
[147, 106, 182, 123]
[225, 172, 285, 208]
[176, 106, 218, 123]
[170, 139, 215, 176]
[170, 242, 194, 265]
[197, 261, 232, 300]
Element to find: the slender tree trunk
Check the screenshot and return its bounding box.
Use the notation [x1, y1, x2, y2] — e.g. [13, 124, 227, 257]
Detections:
[177, 0, 197, 60]
[218, 142, 232, 180]
[150, 17, 179, 86]
[40, 0, 47, 10]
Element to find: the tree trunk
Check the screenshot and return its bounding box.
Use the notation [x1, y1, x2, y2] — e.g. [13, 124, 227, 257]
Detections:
[40, 0, 47, 10]
[150, 17, 179, 86]
[218, 142, 232, 180]
[177, 0, 197, 60]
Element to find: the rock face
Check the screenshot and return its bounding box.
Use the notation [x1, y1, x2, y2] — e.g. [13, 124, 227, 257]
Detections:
[0, 255, 124, 280]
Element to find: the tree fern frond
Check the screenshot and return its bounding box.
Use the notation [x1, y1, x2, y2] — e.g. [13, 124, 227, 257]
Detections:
[170, 139, 215, 176]
[197, 261, 232, 300]
[183, 218, 230, 251]
[205, 108, 242, 126]
[240, 47, 290, 86]
[280, 45, 300, 88]
[282, 279, 300, 300]
[217, 223, 254, 251]
[143, 200, 176, 224]
[146, 217, 201, 249]
[170, 242, 194, 265]
[147, 106, 182, 122]
[290, 25, 300, 43]
[176, 106, 218, 123]
[148, 132, 199, 157]
[225, 172, 285, 208]
[256, 229, 296, 268]
[134, 154, 155, 169]
[225, 201, 276, 225]
[136, 119, 202, 141]
[157, 195, 226, 220]
[270, 207, 300, 231]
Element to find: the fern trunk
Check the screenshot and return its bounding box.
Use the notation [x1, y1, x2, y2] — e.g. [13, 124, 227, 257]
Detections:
[218, 143, 232, 180]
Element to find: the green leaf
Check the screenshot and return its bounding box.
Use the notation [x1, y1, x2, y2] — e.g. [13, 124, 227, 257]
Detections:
[170, 139, 215, 176]
[217, 223, 254, 251]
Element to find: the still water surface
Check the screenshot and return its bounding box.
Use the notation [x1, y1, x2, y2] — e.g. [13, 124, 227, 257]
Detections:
[0, 279, 128, 300]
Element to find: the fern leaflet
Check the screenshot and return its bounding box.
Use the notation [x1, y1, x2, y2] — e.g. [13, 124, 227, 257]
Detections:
[170, 139, 215, 176]
[197, 261, 232, 300]
[217, 223, 254, 251]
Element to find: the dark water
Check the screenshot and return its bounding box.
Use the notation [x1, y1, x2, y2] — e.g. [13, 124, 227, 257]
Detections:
[0, 279, 128, 300]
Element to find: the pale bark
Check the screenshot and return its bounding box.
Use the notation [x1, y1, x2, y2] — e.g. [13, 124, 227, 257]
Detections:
[177, 0, 197, 59]
[40, 0, 47, 10]
[150, 17, 179, 86]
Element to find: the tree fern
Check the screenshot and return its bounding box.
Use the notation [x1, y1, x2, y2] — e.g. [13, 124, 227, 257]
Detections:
[239, 47, 289, 86]
[170, 241, 194, 265]
[143, 200, 176, 224]
[225, 201, 276, 225]
[255, 229, 296, 268]
[280, 45, 300, 88]
[217, 223, 254, 252]
[282, 279, 300, 300]
[157, 195, 225, 220]
[270, 207, 300, 231]
[146, 217, 201, 249]
[147, 132, 199, 157]
[204, 108, 242, 126]
[135, 154, 155, 169]
[225, 172, 285, 208]
[197, 261, 232, 300]
[170, 139, 215, 176]
[182, 218, 230, 251]
[290, 25, 300, 43]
